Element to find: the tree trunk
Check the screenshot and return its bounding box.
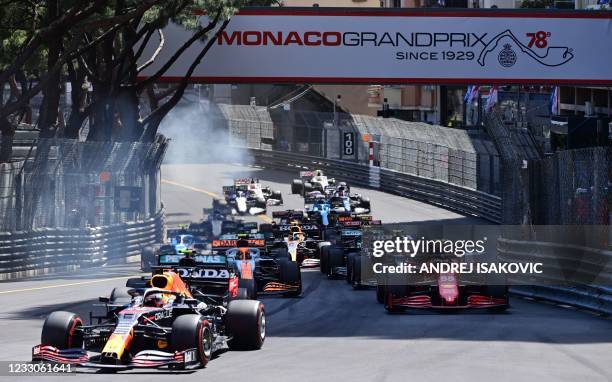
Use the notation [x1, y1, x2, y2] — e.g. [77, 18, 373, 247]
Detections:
[64, 62, 89, 139]
[38, 0, 63, 138]
[0, 117, 15, 163]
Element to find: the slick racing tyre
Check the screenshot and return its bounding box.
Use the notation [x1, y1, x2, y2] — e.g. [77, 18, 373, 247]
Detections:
[126, 277, 147, 289]
[238, 278, 258, 300]
[327, 246, 344, 277]
[259, 224, 273, 234]
[227, 300, 266, 350]
[279, 258, 302, 297]
[360, 197, 371, 211]
[346, 252, 355, 284]
[291, 179, 303, 194]
[141, 245, 155, 272]
[319, 244, 330, 274]
[485, 285, 509, 313]
[171, 315, 212, 368]
[41, 311, 83, 349]
[303, 182, 314, 193]
[110, 287, 133, 305]
[272, 190, 283, 205]
[270, 246, 290, 260]
[351, 254, 362, 289]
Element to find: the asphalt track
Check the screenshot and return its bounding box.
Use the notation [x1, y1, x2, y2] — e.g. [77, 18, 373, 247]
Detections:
[0, 163, 610, 382]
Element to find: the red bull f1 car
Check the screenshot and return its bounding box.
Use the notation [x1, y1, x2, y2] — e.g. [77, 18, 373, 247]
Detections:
[32, 271, 265, 370]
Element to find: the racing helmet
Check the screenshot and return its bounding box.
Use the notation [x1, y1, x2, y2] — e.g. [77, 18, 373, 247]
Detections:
[144, 291, 165, 308]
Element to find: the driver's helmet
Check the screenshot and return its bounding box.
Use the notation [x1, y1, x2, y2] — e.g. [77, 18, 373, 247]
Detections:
[144, 291, 165, 308]
[236, 190, 245, 197]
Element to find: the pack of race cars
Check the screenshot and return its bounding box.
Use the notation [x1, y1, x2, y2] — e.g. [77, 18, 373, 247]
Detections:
[32, 169, 508, 372]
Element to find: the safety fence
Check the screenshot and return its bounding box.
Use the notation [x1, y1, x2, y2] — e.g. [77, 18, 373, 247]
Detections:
[0, 137, 168, 232]
[0, 210, 164, 281]
[498, 238, 612, 315]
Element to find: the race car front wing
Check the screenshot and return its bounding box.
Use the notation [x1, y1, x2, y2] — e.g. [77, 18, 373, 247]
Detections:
[32, 345, 200, 370]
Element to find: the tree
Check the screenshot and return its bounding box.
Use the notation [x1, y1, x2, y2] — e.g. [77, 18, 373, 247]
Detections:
[0, 0, 246, 161]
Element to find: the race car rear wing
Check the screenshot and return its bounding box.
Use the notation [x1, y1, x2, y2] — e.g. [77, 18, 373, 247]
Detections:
[304, 196, 327, 205]
[299, 171, 317, 178]
[211, 238, 266, 249]
[274, 223, 320, 233]
[340, 219, 382, 228]
[272, 210, 304, 219]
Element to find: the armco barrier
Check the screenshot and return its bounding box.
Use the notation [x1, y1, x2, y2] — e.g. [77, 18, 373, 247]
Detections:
[498, 238, 612, 315]
[248, 149, 502, 223]
[0, 210, 164, 281]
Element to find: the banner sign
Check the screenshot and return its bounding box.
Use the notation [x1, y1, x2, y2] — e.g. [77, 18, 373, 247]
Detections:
[141, 9, 612, 85]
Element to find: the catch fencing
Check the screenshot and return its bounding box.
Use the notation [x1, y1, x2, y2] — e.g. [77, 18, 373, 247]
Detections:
[0, 137, 168, 232]
[530, 147, 611, 225]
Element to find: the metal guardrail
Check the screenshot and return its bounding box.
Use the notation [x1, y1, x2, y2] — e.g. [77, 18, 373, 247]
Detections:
[498, 238, 612, 315]
[249, 149, 502, 223]
[0, 210, 164, 281]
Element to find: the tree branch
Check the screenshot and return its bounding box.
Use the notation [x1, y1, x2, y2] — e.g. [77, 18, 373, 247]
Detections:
[141, 15, 230, 138]
[135, 11, 222, 92]
[0, 0, 106, 85]
[137, 29, 164, 73]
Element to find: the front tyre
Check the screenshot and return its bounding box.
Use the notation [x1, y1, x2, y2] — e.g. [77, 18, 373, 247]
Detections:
[171, 315, 212, 368]
[41, 311, 83, 349]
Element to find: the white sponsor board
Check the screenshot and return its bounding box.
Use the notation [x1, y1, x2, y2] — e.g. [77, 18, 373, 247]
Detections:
[140, 9, 612, 85]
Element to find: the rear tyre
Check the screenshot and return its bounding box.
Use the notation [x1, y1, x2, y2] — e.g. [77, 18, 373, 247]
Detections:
[238, 278, 257, 300]
[485, 285, 509, 313]
[41, 311, 83, 349]
[259, 224, 273, 234]
[227, 300, 266, 350]
[270, 247, 290, 260]
[319, 244, 330, 274]
[360, 197, 371, 211]
[303, 182, 314, 194]
[272, 191, 283, 205]
[171, 315, 212, 368]
[110, 287, 133, 305]
[384, 284, 407, 313]
[141, 246, 156, 272]
[351, 255, 362, 289]
[327, 247, 344, 277]
[279, 259, 301, 297]
[126, 277, 146, 289]
[291, 180, 303, 194]
[346, 252, 356, 284]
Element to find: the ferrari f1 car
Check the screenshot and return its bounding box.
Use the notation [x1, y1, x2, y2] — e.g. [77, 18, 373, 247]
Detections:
[32, 271, 265, 370]
[375, 253, 509, 312]
[291, 170, 336, 195]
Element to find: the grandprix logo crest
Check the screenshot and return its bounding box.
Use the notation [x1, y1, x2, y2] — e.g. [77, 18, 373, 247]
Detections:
[498, 44, 517, 67]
